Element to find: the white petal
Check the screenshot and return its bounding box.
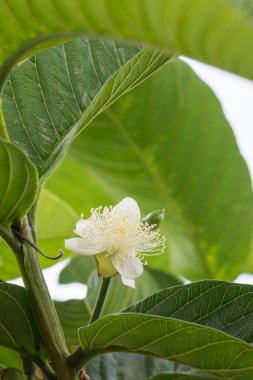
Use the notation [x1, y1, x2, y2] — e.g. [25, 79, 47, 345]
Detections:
[112, 197, 140, 223]
[75, 219, 91, 236]
[112, 256, 143, 280]
[121, 276, 135, 288]
[65, 238, 102, 255]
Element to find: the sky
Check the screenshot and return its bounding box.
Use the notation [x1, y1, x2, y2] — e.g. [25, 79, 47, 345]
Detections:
[11, 57, 253, 300]
[184, 57, 253, 178]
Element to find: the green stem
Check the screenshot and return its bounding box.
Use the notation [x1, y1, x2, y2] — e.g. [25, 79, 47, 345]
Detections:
[27, 186, 42, 243]
[7, 217, 77, 380]
[68, 277, 112, 370]
[89, 277, 111, 324]
[22, 357, 36, 380]
[33, 359, 57, 380]
[22, 354, 56, 380]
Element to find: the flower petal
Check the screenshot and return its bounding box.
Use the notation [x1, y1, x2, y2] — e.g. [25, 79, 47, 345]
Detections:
[65, 238, 102, 255]
[75, 219, 91, 236]
[121, 276, 135, 288]
[112, 197, 141, 224]
[111, 255, 143, 280]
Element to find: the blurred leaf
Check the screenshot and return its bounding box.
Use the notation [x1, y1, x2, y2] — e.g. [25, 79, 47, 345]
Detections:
[0, 139, 37, 224]
[79, 313, 253, 379]
[56, 267, 182, 344]
[86, 352, 174, 380]
[0, 189, 77, 280]
[0, 347, 22, 371]
[2, 38, 171, 181]
[55, 299, 89, 345]
[59, 255, 95, 285]
[1, 1, 253, 82]
[0, 283, 45, 360]
[127, 280, 253, 343]
[65, 59, 253, 280]
[45, 155, 113, 214]
[150, 374, 217, 380]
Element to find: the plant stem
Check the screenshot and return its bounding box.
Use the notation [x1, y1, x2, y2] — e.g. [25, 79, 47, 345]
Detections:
[89, 277, 111, 324]
[10, 217, 77, 380]
[68, 277, 111, 370]
[22, 357, 36, 380]
[33, 358, 57, 380]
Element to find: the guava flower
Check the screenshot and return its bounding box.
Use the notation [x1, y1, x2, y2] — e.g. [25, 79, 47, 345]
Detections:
[65, 197, 166, 288]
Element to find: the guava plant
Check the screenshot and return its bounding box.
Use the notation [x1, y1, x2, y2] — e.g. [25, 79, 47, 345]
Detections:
[1, 1, 253, 379]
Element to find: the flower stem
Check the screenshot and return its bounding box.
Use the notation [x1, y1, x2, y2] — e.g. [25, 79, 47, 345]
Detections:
[89, 277, 111, 324]
[68, 276, 112, 370]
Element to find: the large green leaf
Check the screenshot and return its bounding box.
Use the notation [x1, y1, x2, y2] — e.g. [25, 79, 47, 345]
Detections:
[0, 189, 77, 280]
[2, 37, 170, 181]
[78, 313, 253, 379]
[65, 59, 253, 280]
[0, 139, 38, 224]
[1, 1, 253, 83]
[55, 267, 182, 345]
[127, 280, 253, 343]
[45, 155, 114, 214]
[0, 283, 45, 360]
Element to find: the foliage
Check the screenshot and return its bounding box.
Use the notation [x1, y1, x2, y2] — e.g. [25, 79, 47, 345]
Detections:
[0, 1, 253, 379]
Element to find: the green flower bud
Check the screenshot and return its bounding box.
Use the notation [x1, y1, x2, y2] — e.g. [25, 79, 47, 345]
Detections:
[95, 252, 118, 278]
[142, 209, 165, 229]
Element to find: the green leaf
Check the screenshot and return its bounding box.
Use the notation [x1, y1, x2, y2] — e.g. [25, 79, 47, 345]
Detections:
[0, 188, 77, 280]
[55, 267, 182, 344]
[45, 155, 114, 214]
[36, 189, 78, 266]
[66, 59, 253, 280]
[78, 313, 253, 379]
[54, 299, 89, 345]
[0, 347, 22, 371]
[2, 38, 171, 180]
[1, 1, 253, 82]
[0, 139, 38, 224]
[0, 283, 45, 360]
[86, 353, 174, 380]
[59, 255, 95, 285]
[102, 269, 182, 317]
[127, 280, 253, 343]
[150, 374, 217, 380]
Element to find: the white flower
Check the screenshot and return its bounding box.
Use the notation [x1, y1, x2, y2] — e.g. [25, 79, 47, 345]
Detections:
[65, 197, 166, 288]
